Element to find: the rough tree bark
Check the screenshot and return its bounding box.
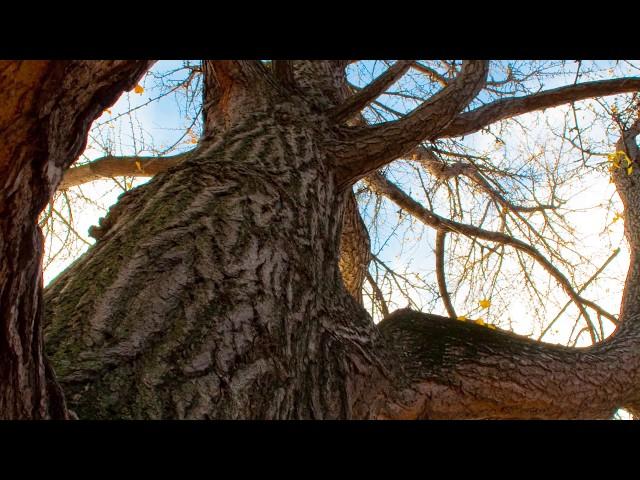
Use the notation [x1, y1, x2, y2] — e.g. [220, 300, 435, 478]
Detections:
[44, 61, 399, 419]
[0, 60, 153, 419]
[5, 60, 640, 419]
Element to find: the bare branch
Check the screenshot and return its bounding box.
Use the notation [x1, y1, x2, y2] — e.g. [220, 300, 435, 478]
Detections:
[539, 248, 621, 341]
[366, 172, 617, 334]
[436, 230, 457, 319]
[58, 152, 192, 190]
[332, 60, 489, 189]
[412, 62, 449, 87]
[365, 271, 390, 318]
[329, 61, 413, 124]
[411, 146, 556, 213]
[441, 77, 640, 139]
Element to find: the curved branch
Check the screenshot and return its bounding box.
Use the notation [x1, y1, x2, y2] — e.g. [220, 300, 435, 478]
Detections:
[366, 172, 617, 335]
[378, 309, 636, 419]
[440, 77, 640, 139]
[613, 115, 640, 325]
[411, 62, 449, 87]
[329, 61, 413, 124]
[0, 59, 153, 419]
[332, 60, 489, 189]
[435, 230, 457, 319]
[412, 146, 556, 212]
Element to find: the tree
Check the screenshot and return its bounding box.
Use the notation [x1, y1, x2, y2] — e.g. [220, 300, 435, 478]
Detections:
[2, 59, 640, 419]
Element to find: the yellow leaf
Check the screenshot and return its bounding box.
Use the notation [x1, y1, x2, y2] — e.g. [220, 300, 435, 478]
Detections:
[104, 108, 112, 115]
[456, 315, 467, 321]
[608, 151, 630, 168]
[475, 318, 485, 326]
[613, 211, 624, 223]
[628, 165, 633, 176]
[135, 160, 143, 172]
[479, 299, 491, 309]
[134, 84, 144, 95]
[487, 324, 496, 330]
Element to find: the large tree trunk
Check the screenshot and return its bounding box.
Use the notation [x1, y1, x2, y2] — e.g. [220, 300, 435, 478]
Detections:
[44, 137, 393, 419]
[0, 60, 152, 419]
[43, 79, 394, 418]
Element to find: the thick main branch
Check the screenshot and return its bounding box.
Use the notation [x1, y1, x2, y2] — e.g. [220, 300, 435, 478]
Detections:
[329, 60, 413, 124]
[331, 61, 489, 188]
[378, 309, 637, 419]
[440, 77, 640, 138]
[0, 60, 153, 419]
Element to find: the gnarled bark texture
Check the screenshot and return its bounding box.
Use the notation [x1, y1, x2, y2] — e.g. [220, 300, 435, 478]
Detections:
[44, 61, 396, 419]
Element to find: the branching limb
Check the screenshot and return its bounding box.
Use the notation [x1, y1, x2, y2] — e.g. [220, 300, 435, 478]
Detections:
[411, 146, 556, 212]
[440, 77, 640, 139]
[329, 60, 413, 124]
[539, 248, 621, 341]
[58, 152, 192, 190]
[366, 172, 617, 334]
[331, 60, 489, 189]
